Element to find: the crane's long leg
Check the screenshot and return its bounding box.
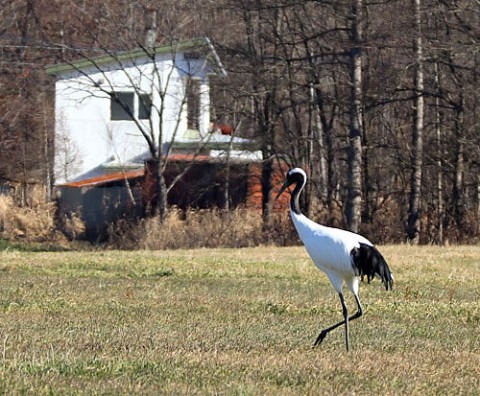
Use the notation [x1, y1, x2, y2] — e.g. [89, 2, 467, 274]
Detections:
[313, 293, 363, 350]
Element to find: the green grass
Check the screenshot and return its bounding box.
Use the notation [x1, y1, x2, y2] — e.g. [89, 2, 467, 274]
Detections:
[0, 245, 479, 394]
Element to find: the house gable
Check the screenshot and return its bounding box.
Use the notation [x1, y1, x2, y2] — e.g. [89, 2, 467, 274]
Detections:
[47, 37, 226, 184]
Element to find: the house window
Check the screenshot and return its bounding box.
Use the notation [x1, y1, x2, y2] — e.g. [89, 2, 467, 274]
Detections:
[110, 92, 152, 121]
[111, 92, 134, 120]
[138, 94, 152, 120]
[186, 78, 200, 130]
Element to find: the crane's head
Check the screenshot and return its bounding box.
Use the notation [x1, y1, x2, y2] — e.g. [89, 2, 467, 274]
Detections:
[275, 168, 307, 201]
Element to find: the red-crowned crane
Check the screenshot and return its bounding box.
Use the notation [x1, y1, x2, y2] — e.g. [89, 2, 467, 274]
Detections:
[275, 168, 393, 351]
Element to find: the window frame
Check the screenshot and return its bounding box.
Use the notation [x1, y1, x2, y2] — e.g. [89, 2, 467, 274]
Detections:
[186, 77, 201, 131]
[110, 92, 134, 121]
[110, 91, 152, 121]
[138, 94, 152, 120]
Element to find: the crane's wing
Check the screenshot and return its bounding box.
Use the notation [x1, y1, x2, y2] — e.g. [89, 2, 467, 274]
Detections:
[351, 243, 394, 290]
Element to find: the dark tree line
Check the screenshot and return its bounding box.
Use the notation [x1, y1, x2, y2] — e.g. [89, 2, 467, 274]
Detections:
[212, 0, 480, 244]
[0, 0, 479, 243]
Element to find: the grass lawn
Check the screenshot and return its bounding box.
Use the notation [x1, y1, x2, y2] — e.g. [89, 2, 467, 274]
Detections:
[0, 245, 479, 394]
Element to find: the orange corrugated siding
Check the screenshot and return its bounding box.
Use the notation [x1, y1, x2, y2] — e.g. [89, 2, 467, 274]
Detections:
[245, 163, 290, 211]
[59, 157, 290, 211]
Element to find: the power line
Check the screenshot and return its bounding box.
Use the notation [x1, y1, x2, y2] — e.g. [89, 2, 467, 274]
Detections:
[0, 41, 121, 69]
[0, 42, 114, 53]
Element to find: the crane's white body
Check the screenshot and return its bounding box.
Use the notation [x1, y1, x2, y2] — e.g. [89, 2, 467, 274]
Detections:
[276, 167, 393, 350]
[291, 211, 371, 295]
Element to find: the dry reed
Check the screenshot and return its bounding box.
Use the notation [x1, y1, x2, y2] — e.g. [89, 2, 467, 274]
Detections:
[0, 195, 56, 241]
[107, 208, 297, 250]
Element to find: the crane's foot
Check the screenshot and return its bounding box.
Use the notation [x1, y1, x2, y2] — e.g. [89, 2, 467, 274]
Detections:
[313, 329, 328, 348]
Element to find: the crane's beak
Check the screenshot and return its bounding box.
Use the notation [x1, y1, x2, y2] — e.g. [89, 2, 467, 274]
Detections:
[274, 180, 291, 201]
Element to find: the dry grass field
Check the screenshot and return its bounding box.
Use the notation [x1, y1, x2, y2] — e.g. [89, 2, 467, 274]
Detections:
[0, 244, 479, 394]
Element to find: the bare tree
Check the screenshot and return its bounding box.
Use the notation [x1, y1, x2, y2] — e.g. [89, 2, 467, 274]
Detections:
[346, 0, 364, 233]
[433, 61, 444, 244]
[3, 0, 480, 243]
[407, 0, 424, 244]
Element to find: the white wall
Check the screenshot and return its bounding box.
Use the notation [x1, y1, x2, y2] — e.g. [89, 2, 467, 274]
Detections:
[53, 52, 213, 183]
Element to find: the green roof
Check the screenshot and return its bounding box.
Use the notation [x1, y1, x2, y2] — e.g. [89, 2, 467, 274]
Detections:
[45, 37, 226, 76]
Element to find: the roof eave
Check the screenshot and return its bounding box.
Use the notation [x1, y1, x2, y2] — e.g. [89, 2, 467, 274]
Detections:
[45, 37, 226, 77]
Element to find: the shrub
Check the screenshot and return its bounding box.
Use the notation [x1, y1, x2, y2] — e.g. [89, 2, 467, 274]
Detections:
[106, 208, 297, 250]
[0, 195, 55, 241]
[0, 195, 86, 247]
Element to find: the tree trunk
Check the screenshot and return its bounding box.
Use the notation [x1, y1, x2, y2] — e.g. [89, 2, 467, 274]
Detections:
[325, 119, 337, 213]
[222, 129, 236, 211]
[434, 61, 444, 245]
[310, 84, 328, 202]
[157, 163, 168, 223]
[477, 175, 480, 226]
[346, 0, 364, 233]
[261, 154, 274, 232]
[144, 158, 168, 222]
[362, 121, 373, 223]
[452, 97, 465, 237]
[407, 0, 424, 244]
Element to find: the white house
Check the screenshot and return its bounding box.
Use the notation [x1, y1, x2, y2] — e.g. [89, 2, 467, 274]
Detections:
[46, 37, 258, 185]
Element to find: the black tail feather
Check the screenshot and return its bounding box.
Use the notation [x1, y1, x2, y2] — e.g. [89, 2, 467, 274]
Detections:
[351, 243, 393, 290]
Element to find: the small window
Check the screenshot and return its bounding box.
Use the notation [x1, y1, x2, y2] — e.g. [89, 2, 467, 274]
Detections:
[186, 78, 200, 130]
[138, 94, 152, 120]
[111, 92, 134, 120]
[184, 51, 201, 60]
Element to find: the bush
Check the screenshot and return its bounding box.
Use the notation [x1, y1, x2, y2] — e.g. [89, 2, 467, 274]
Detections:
[106, 208, 298, 250]
[0, 195, 55, 241]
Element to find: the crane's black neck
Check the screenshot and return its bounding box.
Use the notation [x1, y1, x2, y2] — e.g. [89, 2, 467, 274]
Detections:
[289, 174, 305, 215]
